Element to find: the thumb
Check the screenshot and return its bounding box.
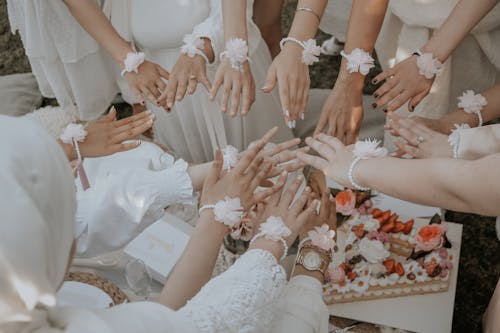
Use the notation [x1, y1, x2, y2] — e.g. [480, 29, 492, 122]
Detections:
[261, 66, 277, 93]
[203, 149, 223, 188]
[101, 106, 117, 122]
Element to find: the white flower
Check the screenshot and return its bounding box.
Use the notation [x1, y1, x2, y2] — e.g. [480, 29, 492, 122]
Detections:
[124, 52, 145, 74]
[213, 196, 244, 228]
[447, 123, 470, 147]
[60, 123, 87, 144]
[259, 216, 291, 241]
[301, 39, 321, 66]
[307, 224, 336, 251]
[457, 90, 487, 114]
[341, 48, 375, 75]
[362, 217, 380, 232]
[221, 38, 249, 71]
[353, 139, 388, 159]
[181, 34, 204, 58]
[222, 145, 239, 171]
[416, 53, 443, 79]
[358, 238, 390, 264]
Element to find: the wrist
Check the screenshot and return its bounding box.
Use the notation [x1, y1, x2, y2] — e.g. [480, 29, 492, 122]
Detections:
[198, 209, 227, 234]
[336, 64, 364, 91]
[59, 140, 77, 161]
[248, 238, 284, 261]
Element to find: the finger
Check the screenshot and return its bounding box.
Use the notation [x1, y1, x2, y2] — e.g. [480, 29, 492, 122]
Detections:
[249, 160, 273, 190]
[210, 71, 224, 100]
[288, 76, 298, 120]
[220, 81, 231, 113]
[111, 140, 142, 153]
[113, 109, 150, 128]
[230, 82, 242, 118]
[279, 174, 304, 209]
[261, 65, 277, 93]
[241, 84, 252, 116]
[407, 89, 429, 112]
[156, 79, 167, 95]
[165, 78, 178, 109]
[304, 137, 336, 161]
[200, 71, 212, 93]
[156, 65, 170, 80]
[235, 126, 279, 174]
[204, 149, 223, 187]
[112, 112, 154, 136]
[299, 83, 309, 121]
[314, 107, 329, 136]
[373, 76, 400, 103]
[393, 140, 421, 158]
[110, 117, 154, 144]
[398, 118, 431, 138]
[176, 78, 189, 102]
[376, 83, 405, 110]
[253, 183, 284, 204]
[296, 200, 318, 227]
[372, 68, 395, 86]
[141, 86, 159, 105]
[147, 83, 161, 100]
[390, 147, 407, 158]
[386, 90, 412, 112]
[99, 106, 117, 123]
[296, 152, 329, 174]
[316, 133, 345, 152]
[243, 155, 264, 180]
[290, 186, 311, 216]
[327, 196, 337, 230]
[319, 191, 330, 220]
[187, 76, 198, 95]
[277, 73, 291, 124]
[131, 87, 145, 106]
[265, 137, 301, 158]
[268, 171, 288, 206]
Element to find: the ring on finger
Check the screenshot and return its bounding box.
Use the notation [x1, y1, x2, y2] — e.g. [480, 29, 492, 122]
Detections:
[189, 75, 197, 80]
[416, 136, 425, 146]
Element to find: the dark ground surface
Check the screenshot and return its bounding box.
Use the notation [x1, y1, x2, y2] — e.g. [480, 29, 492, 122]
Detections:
[1, 0, 499, 331]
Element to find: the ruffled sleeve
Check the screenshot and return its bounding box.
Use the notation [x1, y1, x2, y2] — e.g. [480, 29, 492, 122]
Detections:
[271, 276, 330, 333]
[75, 158, 195, 258]
[179, 249, 287, 333]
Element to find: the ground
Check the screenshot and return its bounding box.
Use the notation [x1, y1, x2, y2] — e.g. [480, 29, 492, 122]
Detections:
[0, 0, 499, 332]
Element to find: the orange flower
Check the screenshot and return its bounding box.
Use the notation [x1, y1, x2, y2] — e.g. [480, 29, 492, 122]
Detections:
[415, 224, 447, 252]
[335, 190, 356, 216]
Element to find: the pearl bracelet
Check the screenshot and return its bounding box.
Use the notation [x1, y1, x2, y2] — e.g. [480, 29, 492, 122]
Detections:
[249, 216, 291, 262]
[280, 37, 321, 66]
[413, 49, 443, 79]
[120, 51, 146, 77]
[340, 48, 375, 76]
[448, 124, 470, 160]
[180, 34, 210, 64]
[348, 157, 369, 191]
[457, 90, 487, 127]
[199, 196, 244, 229]
[347, 139, 388, 191]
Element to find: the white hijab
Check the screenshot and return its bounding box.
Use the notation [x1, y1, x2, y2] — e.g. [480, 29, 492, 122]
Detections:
[0, 115, 196, 333]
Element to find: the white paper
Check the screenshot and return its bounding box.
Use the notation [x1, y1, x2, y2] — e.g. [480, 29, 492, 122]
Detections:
[124, 213, 193, 283]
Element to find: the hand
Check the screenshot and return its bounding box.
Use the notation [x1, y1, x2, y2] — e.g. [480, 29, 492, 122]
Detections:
[200, 127, 283, 210]
[386, 113, 452, 159]
[256, 137, 309, 179]
[314, 75, 364, 144]
[210, 58, 256, 117]
[307, 170, 327, 196]
[262, 43, 310, 127]
[124, 60, 170, 107]
[159, 51, 212, 111]
[61, 107, 155, 160]
[299, 190, 336, 241]
[372, 55, 434, 112]
[296, 134, 355, 188]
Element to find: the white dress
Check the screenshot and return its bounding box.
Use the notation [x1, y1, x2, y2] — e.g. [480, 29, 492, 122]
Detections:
[109, 0, 294, 163]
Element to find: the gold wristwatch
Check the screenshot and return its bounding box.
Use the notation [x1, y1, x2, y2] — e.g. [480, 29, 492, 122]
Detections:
[295, 243, 332, 276]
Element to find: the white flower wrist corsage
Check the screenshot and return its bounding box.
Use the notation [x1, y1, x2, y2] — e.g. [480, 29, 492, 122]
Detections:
[348, 139, 388, 191]
[199, 196, 244, 229]
[249, 216, 291, 261]
[299, 224, 336, 251]
[413, 49, 443, 79]
[120, 51, 146, 77]
[340, 48, 375, 76]
[280, 37, 321, 66]
[222, 145, 239, 171]
[180, 34, 210, 64]
[457, 90, 487, 127]
[220, 38, 252, 71]
[448, 124, 471, 159]
[60, 123, 90, 190]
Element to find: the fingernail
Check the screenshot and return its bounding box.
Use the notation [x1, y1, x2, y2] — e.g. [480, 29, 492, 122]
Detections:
[285, 109, 290, 117]
[281, 170, 288, 176]
[371, 102, 377, 109]
[373, 93, 379, 99]
[382, 108, 387, 113]
[390, 152, 397, 157]
[300, 113, 305, 120]
[410, 105, 415, 111]
[305, 186, 311, 192]
[167, 102, 173, 108]
[176, 95, 182, 101]
[292, 120, 296, 128]
[261, 85, 268, 90]
[288, 120, 293, 128]
[372, 79, 378, 84]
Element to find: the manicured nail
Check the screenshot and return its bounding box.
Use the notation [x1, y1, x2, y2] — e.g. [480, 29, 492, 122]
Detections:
[390, 152, 398, 157]
[292, 120, 296, 128]
[288, 120, 293, 128]
[167, 101, 173, 108]
[372, 79, 378, 84]
[300, 113, 305, 120]
[410, 105, 415, 111]
[305, 186, 311, 192]
[373, 93, 379, 99]
[382, 108, 387, 113]
[285, 109, 290, 117]
[371, 102, 377, 109]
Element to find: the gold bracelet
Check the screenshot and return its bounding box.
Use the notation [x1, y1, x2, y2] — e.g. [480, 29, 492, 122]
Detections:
[296, 7, 321, 22]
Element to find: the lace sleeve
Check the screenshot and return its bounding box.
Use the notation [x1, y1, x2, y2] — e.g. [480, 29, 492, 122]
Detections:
[179, 249, 287, 333]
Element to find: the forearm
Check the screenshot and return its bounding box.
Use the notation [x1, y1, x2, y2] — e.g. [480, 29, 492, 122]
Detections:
[422, 0, 500, 61]
[356, 155, 500, 216]
[287, 0, 327, 41]
[187, 162, 212, 192]
[222, 0, 247, 41]
[159, 210, 226, 309]
[63, 0, 132, 66]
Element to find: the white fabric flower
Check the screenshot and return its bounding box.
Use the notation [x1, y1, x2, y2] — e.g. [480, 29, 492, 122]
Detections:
[123, 52, 145, 74]
[60, 123, 87, 144]
[341, 48, 375, 75]
[416, 53, 442, 79]
[259, 216, 291, 241]
[353, 139, 388, 159]
[221, 38, 250, 71]
[301, 39, 321, 66]
[181, 34, 204, 58]
[213, 196, 244, 228]
[222, 145, 239, 171]
[307, 224, 336, 251]
[358, 238, 390, 264]
[457, 90, 487, 114]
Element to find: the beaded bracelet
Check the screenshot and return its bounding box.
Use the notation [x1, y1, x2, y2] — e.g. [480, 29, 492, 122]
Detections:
[348, 139, 388, 191]
[280, 37, 321, 66]
[180, 34, 210, 64]
[457, 90, 487, 127]
[60, 123, 90, 190]
[249, 216, 291, 261]
[199, 196, 244, 229]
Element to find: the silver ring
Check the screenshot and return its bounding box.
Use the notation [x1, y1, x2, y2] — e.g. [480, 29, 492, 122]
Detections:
[189, 75, 197, 80]
[416, 136, 425, 146]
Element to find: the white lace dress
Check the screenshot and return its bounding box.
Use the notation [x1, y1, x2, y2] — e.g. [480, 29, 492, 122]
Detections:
[108, 0, 294, 163]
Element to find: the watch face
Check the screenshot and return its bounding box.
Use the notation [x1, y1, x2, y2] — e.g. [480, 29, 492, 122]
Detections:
[303, 251, 322, 270]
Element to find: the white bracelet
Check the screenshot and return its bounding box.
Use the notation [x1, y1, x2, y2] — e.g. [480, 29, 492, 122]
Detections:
[413, 49, 443, 79]
[457, 90, 487, 127]
[340, 48, 375, 76]
[347, 139, 388, 191]
[120, 52, 146, 77]
[220, 38, 252, 71]
[199, 196, 244, 228]
[448, 124, 470, 160]
[180, 34, 210, 64]
[249, 216, 291, 261]
[280, 37, 321, 66]
[60, 123, 87, 162]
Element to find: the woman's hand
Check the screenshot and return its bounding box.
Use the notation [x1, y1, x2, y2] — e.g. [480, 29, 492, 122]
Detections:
[372, 55, 434, 112]
[159, 50, 213, 111]
[386, 113, 452, 159]
[314, 75, 364, 144]
[257, 137, 309, 178]
[200, 127, 283, 210]
[124, 61, 170, 107]
[262, 43, 310, 127]
[61, 107, 155, 160]
[210, 59, 256, 117]
[296, 134, 355, 188]
[299, 189, 336, 241]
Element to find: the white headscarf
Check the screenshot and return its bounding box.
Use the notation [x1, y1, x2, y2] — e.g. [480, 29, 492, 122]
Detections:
[0, 116, 197, 333]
